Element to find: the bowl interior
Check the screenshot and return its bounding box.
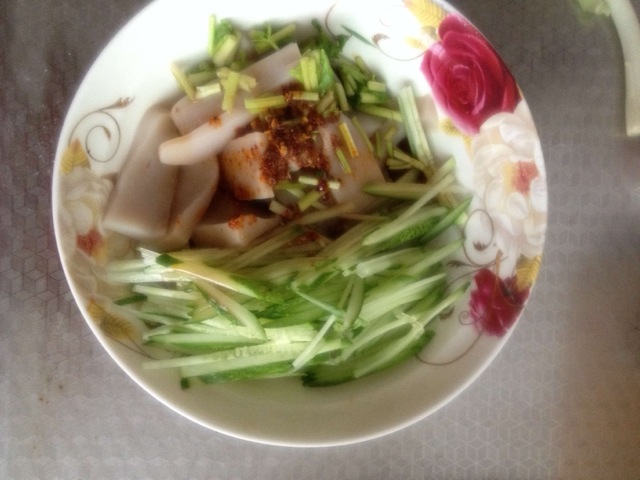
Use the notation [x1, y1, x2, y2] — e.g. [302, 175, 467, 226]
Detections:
[53, 0, 547, 447]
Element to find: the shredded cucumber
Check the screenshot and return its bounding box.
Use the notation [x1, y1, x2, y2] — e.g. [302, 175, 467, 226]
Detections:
[109, 185, 468, 387]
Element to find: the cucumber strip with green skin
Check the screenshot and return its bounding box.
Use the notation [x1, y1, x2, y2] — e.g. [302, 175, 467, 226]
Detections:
[396, 173, 455, 222]
[356, 104, 403, 122]
[168, 247, 239, 267]
[195, 341, 343, 384]
[257, 300, 325, 321]
[200, 315, 237, 329]
[359, 273, 446, 322]
[157, 254, 285, 303]
[139, 302, 194, 321]
[242, 256, 328, 283]
[362, 206, 446, 248]
[398, 85, 434, 168]
[178, 345, 305, 375]
[406, 284, 445, 316]
[149, 321, 303, 341]
[418, 281, 470, 327]
[194, 280, 266, 339]
[132, 284, 200, 302]
[420, 197, 472, 243]
[319, 220, 379, 257]
[196, 361, 296, 384]
[260, 314, 323, 328]
[404, 238, 465, 278]
[354, 247, 423, 278]
[104, 265, 183, 284]
[179, 339, 342, 378]
[114, 293, 147, 306]
[302, 328, 434, 386]
[265, 324, 318, 343]
[106, 257, 152, 273]
[257, 279, 345, 318]
[166, 322, 243, 335]
[145, 332, 265, 350]
[126, 309, 187, 326]
[353, 322, 425, 378]
[137, 292, 199, 310]
[338, 275, 364, 333]
[292, 201, 355, 226]
[142, 324, 174, 341]
[223, 226, 303, 271]
[188, 304, 222, 323]
[291, 314, 338, 370]
[362, 181, 447, 200]
[340, 317, 412, 360]
[291, 285, 345, 318]
[291, 275, 354, 370]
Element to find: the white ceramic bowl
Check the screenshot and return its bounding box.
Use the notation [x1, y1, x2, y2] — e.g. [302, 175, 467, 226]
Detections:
[52, 0, 547, 447]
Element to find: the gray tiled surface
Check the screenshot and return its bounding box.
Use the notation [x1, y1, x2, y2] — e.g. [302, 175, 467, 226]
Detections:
[2, 0, 640, 478]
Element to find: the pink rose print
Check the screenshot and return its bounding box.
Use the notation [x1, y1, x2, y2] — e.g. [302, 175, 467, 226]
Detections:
[421, 14, 520, 134]
[469, 268, 529, 336]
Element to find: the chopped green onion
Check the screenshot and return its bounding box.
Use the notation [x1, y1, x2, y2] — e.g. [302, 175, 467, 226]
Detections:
[357, 104, 403, 122]
[301, 56, 314, 91]
[269, 199, 290, 216]
[367, 80, 387, 93]
[221, 69, 240, 112]
[213, 33, 240, 67]
[170, 63, 196, 100]
[317, 90, 337, 114]
[335, 147, 352, 174]
[297, 174, 321, 186]
[288, 90, 320, 102]
[398, 85, 434, 168]
[292, 201, 355, 226]
[207, 17, 241, 67]
[350, 116, 374, 153]
[327, 179, 341, 190]
[188, 70, 218, 86]
[354, 56, 373, 78]
[391, 147, 421, 167]
[217, 68, 257, 92]
[195, 81, 222, 100]
[338, 121, 360, 158]
[208, 15, 217, 58]
[334, 80, 350, 112]
[249, 22, 297, 53]
[297, 189, 324, 212]
[244, 94, 287, 112]
[358, 91, 385, 104]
